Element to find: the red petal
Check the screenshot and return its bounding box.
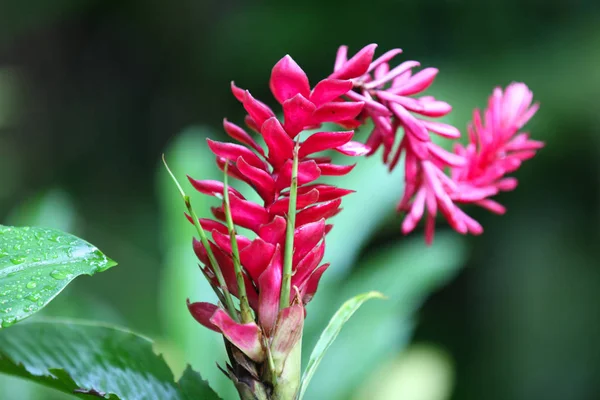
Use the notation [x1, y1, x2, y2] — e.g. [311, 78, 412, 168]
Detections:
[258, 215, 286, 246]
[296, 199, 342, 226]
[317, 163, 356, 176]
[240, 238, 276, 283]
[334, 141, 371, 156]
[292, 241, 325, 289]
[329, 44, 377, 80]
[187, 301, 220, 332]
[210, 309, 265, 362]
[223, 119, 265, 155]
[300, 263, 330, 304]
[297, 184, 355, 202]
[269, 189, 320, 216]
[275, 160, 321, 191]
[185, 215, 229, 234]
[236, 156, 276, 204]
[207, 139, 266, 171]
[299, 131, 354, 158]
[312, 102, 364, 124]
[243, 90, 276, 128]
[269, 55, 311, 104]
[229, 195, 269, 233]
[283, 94, 316, 137]
[211, 230, 251, 254]
[187, 177, 245, 199]
[216, 156, 248, 182]
[262, 117, 294, 168]
[258, 246, 283, 334]
[310, 79, 353, 106]
[293, 219, 326, 267]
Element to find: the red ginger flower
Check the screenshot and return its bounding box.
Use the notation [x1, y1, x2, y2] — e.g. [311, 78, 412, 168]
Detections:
[331, 45, 542, 244]
[186, 54, 371, 365]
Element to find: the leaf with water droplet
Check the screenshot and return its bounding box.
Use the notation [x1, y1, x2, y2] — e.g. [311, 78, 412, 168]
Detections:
[0, 320, 222, 399]
[0, 225, 117, 329]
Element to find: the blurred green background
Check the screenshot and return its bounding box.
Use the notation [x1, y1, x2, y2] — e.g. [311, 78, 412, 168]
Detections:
[1, 0, 599, 399]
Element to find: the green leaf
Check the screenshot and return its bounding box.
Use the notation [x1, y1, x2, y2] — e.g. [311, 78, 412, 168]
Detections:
[0, 319, 221, 400]
[0, 225, 116, 328]
[299, 291, 385, 400]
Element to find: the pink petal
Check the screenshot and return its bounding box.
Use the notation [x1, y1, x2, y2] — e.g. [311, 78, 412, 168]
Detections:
[368, 48, 403, 72]
[269, 189, 320, 215]
[215, 156, 248, 182]
[299, 131, 354, 158]
[271, 304, 304, 362]
[275, 160, 321, 191]
[210, 309, 265, 362]
[333, 45, 348, 72]
[230, 81, 246, 102]
[329, 44, 377, 80]
[243, 90, 276, 128]
[258, 215, 287, 246]
[388, 103, 429, 142]
[223, 119, 265, 155]
[262, 117, 295, 168]
[312, 101, 364, 124]
[426, 142, 466, 167]
[207, 139, 266, 171]
[475, 199, 506, 214]
[236, 156, 276, 204]
[240, 237, 276, 283]
[283, 94, 317, 137]
[296, 199, 342, 226]
[422, 120, 461, 139]
[391, 68, 438, 96]
[310, 79, 353, 106]
[364, 60, 421, 89]
[334, 140, 371, 156]
[258, 246, 283, 334]
[187, 301, 220, 332]
[269, 55, 311, 104]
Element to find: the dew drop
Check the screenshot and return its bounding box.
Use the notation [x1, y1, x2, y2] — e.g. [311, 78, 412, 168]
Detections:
[50, 270, 67, 280]
[26, 281, 37, 289]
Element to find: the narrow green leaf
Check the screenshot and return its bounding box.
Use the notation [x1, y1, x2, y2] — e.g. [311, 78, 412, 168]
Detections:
[0, 319, 221, 400]
[0, 225, 117, 328]
[299, 291, 385, 400]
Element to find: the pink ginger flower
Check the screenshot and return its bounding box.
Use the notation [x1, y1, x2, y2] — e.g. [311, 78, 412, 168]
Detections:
[331, 45, 542, 243]
[185, 53, 371, 391]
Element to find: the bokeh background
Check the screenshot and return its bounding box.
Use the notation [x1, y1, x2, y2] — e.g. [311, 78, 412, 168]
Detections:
[1, 0, 599, 399]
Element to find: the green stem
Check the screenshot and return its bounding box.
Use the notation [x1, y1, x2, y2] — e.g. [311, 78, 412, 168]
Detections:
[162, 155, 239, 321]
[280, 141, 300, 310]
[223, 162, 254, 323]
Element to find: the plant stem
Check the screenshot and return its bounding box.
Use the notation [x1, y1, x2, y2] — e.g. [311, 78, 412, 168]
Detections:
[280, 141, 300, 310]
[222, 162, 254, 323]
[162, 155, 239, 321]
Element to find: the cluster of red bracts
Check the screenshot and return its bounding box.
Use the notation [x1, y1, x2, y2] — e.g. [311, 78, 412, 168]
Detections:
[186, 53, 371, 371]
[330, 45, 543, 244]
[184, 44, 542, 394]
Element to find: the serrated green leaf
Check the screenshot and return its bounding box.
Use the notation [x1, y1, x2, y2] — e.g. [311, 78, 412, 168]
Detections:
[0, 319, 221, 400]
[299, 291, 385, 400]
[0, 226, 117, 328]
